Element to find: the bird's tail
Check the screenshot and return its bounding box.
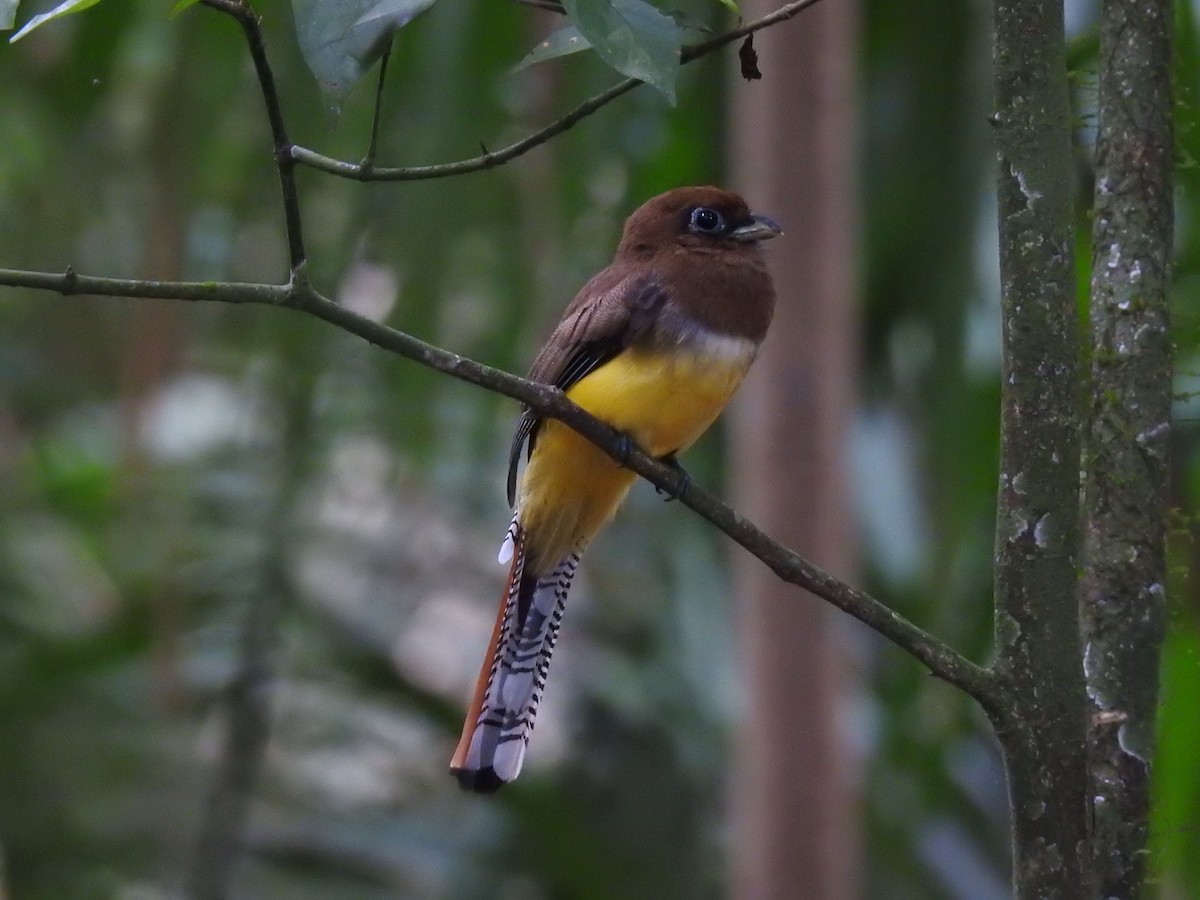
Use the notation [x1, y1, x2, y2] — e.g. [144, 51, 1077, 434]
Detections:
[450, 517, 580, 793]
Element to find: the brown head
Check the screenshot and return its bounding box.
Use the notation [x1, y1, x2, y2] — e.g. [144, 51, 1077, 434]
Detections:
[614, 186, 781, 341]
[616, 186, 782, 260]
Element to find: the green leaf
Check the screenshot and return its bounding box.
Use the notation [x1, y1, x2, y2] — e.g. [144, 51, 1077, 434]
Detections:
[291, 0, 438, 109]
[8, 0, 104, 42]
[562, 0, 682, 103]
[511, 24, 592, 75]
[1, 0, 18, 31]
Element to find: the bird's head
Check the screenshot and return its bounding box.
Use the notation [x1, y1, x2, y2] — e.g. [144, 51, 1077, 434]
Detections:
[616, 186, 782, 259]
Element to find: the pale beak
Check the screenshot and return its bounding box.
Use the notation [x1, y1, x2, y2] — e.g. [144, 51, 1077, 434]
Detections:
[730, 214, 783, 243]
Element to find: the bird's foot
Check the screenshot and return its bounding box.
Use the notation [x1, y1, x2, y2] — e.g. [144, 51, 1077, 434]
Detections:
[654, 453, 691, 502]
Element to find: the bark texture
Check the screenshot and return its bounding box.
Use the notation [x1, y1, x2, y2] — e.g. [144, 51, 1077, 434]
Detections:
[1082, 0, 1174, 895]
[990, 0, 1090, 896]
[730, 0, 860, 896]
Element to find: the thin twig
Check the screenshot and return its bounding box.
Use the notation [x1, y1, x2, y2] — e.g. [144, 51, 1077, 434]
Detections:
[290, 79, 641, 182]
[200, 0, 307, 275]
[288, 0, 825, 182]
[363, 38, 393, 171]
[0, 265, 1000, 709]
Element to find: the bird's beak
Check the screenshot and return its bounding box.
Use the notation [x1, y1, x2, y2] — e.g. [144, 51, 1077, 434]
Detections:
[730, 214, 783, 243]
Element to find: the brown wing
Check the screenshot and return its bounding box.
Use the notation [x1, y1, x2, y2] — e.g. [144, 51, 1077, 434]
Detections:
[506, 269, 670, 506]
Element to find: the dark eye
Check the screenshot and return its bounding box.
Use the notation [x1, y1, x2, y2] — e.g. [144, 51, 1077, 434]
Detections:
[689, 206, 725, 235]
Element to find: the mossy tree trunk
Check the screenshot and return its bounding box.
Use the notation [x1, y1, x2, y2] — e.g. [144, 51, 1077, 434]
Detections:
[990, 0, 1174, 896]
[990, 0, 1091, 895]
[1082, 0, 1173, 896]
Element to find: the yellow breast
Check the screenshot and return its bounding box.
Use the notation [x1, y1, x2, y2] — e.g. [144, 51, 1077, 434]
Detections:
[564, 343, 754, 456]
[515, 337, 757, 571]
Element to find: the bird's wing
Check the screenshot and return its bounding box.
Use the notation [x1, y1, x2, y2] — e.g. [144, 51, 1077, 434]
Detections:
[506, 271, 669, 506]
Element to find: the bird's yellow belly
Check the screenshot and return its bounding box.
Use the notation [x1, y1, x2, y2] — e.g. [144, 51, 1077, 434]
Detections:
[516, 345, 754, 570]
[568, 347, 753, 455]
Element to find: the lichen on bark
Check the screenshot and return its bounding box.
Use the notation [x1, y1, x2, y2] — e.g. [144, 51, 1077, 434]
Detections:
[1082, 0, 1173, 895]
[990, 0, 1090, 896]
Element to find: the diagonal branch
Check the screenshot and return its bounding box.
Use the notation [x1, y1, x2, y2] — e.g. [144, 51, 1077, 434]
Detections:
[3, 0, 997, 713]
[288, 0, 826, 183]
[0, 265, 999, 709]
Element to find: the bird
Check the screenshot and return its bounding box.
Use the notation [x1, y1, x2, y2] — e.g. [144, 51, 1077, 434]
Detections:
[450, 186, 781, 793]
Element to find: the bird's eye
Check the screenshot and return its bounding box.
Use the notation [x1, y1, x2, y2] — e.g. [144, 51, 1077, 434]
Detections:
[689, 207, 725, 235]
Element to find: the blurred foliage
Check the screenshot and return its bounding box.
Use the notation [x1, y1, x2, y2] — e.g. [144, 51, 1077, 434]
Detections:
[0, 0, 1196, 898]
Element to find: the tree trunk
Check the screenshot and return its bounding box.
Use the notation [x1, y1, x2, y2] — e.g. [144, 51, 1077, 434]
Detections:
[990, 0, 1090, 896]
[729, 0, 860, 896]
[1082, 0, 1174, 895]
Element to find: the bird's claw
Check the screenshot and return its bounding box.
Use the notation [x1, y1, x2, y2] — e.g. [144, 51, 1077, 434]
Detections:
[654, 454, 691, 502]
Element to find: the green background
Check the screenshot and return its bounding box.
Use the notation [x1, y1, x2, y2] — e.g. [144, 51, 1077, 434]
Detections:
[0, 0, 1196, 896]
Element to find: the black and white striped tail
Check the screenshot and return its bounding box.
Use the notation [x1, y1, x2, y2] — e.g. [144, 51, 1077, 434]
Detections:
[450, 517, 581, 793]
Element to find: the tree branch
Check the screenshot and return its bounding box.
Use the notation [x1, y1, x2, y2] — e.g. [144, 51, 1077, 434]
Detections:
[362, 38, 393, 172]
[0, 265, 998, 708]
[0, 0, 1001, 713]
[287, 0, 826, 183]
[201, 0, 307, 274]
[290, 78, 642, 182]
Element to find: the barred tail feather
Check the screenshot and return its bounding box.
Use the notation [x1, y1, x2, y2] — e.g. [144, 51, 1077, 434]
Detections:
[450, 519, 580, 793]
